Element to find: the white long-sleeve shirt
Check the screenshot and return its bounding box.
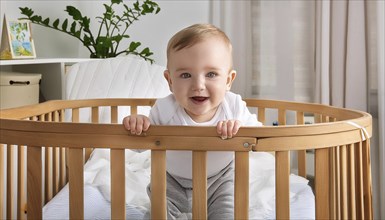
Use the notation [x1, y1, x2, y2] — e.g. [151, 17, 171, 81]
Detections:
[149, 91, 262, 179]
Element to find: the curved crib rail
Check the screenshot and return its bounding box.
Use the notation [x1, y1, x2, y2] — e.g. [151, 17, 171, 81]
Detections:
[0, 98, 373, 219]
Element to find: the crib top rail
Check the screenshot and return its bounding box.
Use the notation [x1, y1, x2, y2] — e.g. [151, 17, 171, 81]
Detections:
[0, 98, 374, 220]
[0, 98, 372, 152]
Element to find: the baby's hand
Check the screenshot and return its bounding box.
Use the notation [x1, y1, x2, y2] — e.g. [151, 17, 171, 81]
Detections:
[122, 115, 150, 135]
[216, 120, 241, 139]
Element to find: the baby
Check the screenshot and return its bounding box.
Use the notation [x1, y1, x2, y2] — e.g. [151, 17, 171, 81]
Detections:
[123, 23, 262, 219]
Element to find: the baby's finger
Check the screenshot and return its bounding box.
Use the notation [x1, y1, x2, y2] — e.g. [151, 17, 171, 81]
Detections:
[123, 116, 131, 130]
[129, 117, 137, 134]
[143, 118, 151, 131]
[226, 120, 235, 138]
[232, 120, 241, 136]
[135, 117, 144, 135]
[217, 121, 224, 135]
[221, 120, 228, 139]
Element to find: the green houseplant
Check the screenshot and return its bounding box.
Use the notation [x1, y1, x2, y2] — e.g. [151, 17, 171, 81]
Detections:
[19, 0, 160, 63]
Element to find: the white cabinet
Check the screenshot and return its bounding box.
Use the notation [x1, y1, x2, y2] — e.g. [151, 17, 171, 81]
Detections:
[0, 58, 91, 101]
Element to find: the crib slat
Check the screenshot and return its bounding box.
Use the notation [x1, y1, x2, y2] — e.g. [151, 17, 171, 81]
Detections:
[53, 112, 60, 195]
[315, 148, 329, 219]
[27, 146, 42, 220]
[72, 108, 79, 122]
[192, 151, 207, 219]
[7, 145, 15, 219]
[111, 106, 118, 123]
[257, 107, 265, 124]
[45, 147, 53, 202]
[131, 105, 138, 115]
[111, 149, 126, 219]
[329, 147, 337, 219]
[336, 146, 341, 219]
[340, 145, 348, 219]
[53, 147, 60, 196]
[68, 148, 84, 220]
[296, 111, 306, 178]
[151, 150, 166, 219]
[59, 110, 67, 188]
[354, 142, 364, 219]
[0, 144, 5, 219]
[84, 107, 99, 162]
[347, 143, 356, 219]
[17, 145, 27, 220]
[235, 151, 249, 220]
[278, 109, 286, 125]
[329, 117, 338, 219]
[275, 151, 290, 219]
[60, 147, 67, 188]
[322, 115, 329, 123]
[92, 107, 99, 123]
[362, 139, 373, 219]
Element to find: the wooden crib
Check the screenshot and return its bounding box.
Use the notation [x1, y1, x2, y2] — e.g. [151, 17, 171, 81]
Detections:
[0, 98, 373, 219]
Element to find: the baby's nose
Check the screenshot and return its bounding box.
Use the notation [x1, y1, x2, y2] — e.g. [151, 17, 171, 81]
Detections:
[192, 77, 205, 91]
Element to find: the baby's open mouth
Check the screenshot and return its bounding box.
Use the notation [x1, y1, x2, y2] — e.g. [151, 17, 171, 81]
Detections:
[191, 96, 208, 102]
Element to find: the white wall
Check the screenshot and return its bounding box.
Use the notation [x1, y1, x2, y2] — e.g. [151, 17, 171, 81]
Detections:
[1, 1, 211, 66]
[0, 1, 253, 96]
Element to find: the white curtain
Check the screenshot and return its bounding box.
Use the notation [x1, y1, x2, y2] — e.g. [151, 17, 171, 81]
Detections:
[210, 0, 384, 218]
[315, 1, 384, 218]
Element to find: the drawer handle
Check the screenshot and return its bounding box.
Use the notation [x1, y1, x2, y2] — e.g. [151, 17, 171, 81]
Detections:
[9, 80, 30, 85]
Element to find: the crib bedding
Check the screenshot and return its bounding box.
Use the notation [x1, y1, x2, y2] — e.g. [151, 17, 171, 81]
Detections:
[43, 150, 315, 219]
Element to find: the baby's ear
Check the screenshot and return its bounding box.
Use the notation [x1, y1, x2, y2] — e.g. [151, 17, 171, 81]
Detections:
[226, 70, 237, 90]
[164, 70, 173, 92]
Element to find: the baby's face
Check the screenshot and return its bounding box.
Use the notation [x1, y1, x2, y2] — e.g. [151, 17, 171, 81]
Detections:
[164, 37, 236, 123]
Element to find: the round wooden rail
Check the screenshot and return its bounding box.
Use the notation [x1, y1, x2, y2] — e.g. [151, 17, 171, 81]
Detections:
[0, 98, 373, 220]
[0, 98, 372, 147]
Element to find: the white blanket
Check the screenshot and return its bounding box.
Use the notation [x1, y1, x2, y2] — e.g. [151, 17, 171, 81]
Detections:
[43, 150, 315, 219]
[84, 149, 313, 218]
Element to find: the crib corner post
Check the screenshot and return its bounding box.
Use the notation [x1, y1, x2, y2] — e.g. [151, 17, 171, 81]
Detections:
[27, 146, 42, 220]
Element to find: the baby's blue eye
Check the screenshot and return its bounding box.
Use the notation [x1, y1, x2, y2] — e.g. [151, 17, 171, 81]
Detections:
[206, 72, 217, 78]
[180, 73, 191, 78]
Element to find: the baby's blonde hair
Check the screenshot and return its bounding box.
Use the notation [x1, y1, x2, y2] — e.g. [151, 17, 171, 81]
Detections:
[166, 23, 233, 67]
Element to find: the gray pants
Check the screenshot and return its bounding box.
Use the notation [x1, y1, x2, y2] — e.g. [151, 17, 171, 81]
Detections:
[144, 161, 234, 220]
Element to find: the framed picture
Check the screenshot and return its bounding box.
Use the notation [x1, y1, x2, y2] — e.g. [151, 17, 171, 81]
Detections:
[0, 15, 36, 59]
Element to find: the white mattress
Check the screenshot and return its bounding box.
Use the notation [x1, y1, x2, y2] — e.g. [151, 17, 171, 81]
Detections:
[43, 151, 315, 219]
[64, 56, 172, 124]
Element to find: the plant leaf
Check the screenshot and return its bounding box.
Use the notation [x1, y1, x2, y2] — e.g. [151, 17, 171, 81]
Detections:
[140, 47, 150, 55]
[103, 4, 112, 14]
[70, 21, 77, 33]
[53, 19, 60, 28]
[66, 6, 83, 20]
[19, 7, 34, 17]
[133, 1, 140, 11]
[30, 15, 41, 22]
[62, 19, 68, 31]
[83, 35, 92, 46]
[129, 41, 141, 51]
[42, 18, 50, 25]
[82, 17, 90, 31]
[112, 35, 123, 43]
[112, 0, 123, 4]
